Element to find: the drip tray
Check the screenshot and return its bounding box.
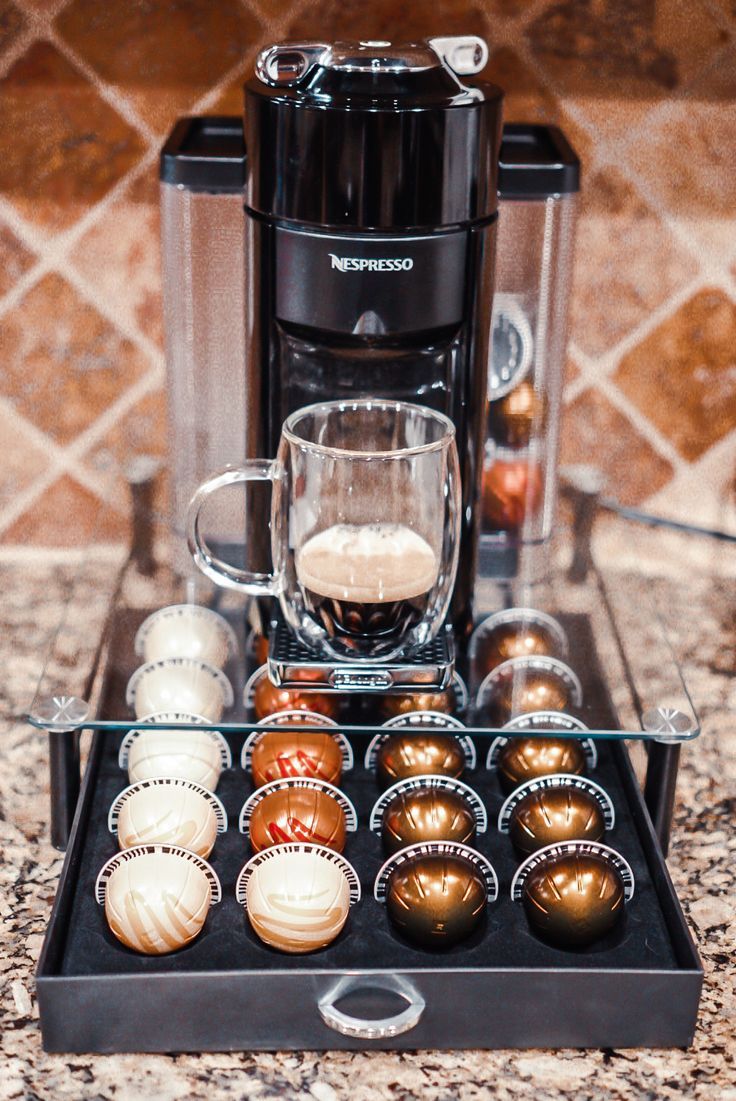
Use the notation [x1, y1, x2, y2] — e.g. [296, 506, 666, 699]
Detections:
[266, 619, 454, 692]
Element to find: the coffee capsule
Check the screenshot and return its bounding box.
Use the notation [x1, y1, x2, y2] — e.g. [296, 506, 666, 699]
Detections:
[511, 841, 634, 948]
[476, 656, 582, 727]
[120, 718, 232, 792]
[126, 658, 233, 721]
[96, 844, 221, 955]
[498, 774, 614, 857]
[482, 448, 543, 533]
[134, 604, 237, 669]
[239, 777, 357, 853]
[370, 775, 487, 855]
[245, 729, 348, 789]
[246, 665, 340, 722]
[493, 737, 587, 795]
[372, 730, 471, 789]
[108, 777, 227, 858]
[379, 674, 469, 719]
[236, 844, 360, 954]
[470, 608, 567, 682]
[375, 842, 498, 949]
[488, 379, 545, 449]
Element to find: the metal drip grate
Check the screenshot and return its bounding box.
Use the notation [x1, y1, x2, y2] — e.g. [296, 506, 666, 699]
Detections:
[267, 618, 455, 692]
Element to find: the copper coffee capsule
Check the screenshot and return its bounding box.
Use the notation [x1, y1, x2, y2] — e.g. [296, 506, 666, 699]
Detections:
[251, 667, 339, 722]
[246, 782, 349, 853]
[250, 731, 344, 789]
[376, 775, 485, 855]
[375, 842, 498, 949]
[512, 842, 634, 948]
[495, 737, 587, 795]
[488, 380, 545, 449]
[471, 609, 567, 681]
[375, 732, 466, 789]
[481, 449, 544, 533]
[499, 774, 614, 857]
[477, 657, 582, 727]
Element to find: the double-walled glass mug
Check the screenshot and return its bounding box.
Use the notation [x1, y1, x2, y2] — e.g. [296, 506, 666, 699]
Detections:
[187, 400, 461, 662]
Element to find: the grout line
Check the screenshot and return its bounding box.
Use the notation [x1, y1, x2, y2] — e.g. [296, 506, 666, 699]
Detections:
[561, 374, 589, 406]
[44, 24, 157, 144]
[65, 364, 165, 466]
[0, 543, 126, 564]
[574, 270, 720, 382]
[0, 365, 162, 536]
[0, 24, 39, 77]
[594, 375, 688, 476]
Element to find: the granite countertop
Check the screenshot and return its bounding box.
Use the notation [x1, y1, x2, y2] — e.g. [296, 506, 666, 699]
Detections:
[1, 547, 734, 1100]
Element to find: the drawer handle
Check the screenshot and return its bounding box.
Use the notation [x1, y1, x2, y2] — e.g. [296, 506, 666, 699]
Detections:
[318, 976, 425, 1040]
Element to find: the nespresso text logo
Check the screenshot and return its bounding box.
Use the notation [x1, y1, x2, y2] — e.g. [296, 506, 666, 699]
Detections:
[328, 254, 414, 273]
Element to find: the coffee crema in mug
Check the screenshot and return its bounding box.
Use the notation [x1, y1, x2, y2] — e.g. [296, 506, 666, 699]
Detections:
[296, 523, 439, 645]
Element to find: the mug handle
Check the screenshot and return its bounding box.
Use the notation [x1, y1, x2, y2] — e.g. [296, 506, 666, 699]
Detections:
[187, 462, 280, 595]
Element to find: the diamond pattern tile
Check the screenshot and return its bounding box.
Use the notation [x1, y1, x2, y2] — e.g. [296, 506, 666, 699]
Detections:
[625, 52, 736, 257]
[526, 0, 729, 139]
[570, 167, 698, 358]
[55, 0, 264, 133]
[0, 1, 25, 61]
[0, 221, 35, 298]
[70, 168, 163, 347]
[0, 406, 49, 511]
[286, 0, 488, 43]
[560, 387, 674, 505]
[84, 386, 168, 514]
[0, 474, 128, 546]
[0, 42, 146, 233]
[0, 9, 732, 544]
[0, 272, 151, 445]
[614, 289, 736, 462]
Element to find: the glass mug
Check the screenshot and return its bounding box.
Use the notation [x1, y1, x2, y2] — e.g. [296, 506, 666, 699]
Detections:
[187, 399, 461, 662]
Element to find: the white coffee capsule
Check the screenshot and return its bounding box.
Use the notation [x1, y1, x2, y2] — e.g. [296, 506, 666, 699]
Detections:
[236, 844, 360, 955]
[121, 725, 231, 792]
[109, 778, 227, 859]
[135, 604, 238, 668]
[96, 845, 221, 955]
[126, 658, 233, 721]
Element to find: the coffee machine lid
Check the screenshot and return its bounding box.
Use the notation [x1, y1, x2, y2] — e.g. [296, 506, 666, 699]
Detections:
[498, 124, 580, 200]
[160, 117, 246, 193]
[254, 38, 489, 106]
[245, 37, 503, 229]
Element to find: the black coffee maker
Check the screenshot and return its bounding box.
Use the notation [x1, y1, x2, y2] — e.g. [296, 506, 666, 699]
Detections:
[241, 38, 503, 645]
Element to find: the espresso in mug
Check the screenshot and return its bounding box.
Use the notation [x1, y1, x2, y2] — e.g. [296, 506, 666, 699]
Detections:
[296, 523, 439, 647]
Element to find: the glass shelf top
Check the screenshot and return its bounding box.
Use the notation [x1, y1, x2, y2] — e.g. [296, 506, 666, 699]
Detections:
[25, 499, 702, 744]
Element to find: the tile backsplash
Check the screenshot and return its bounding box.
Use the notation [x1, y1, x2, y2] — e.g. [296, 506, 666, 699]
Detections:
[0, 0, 734, 546]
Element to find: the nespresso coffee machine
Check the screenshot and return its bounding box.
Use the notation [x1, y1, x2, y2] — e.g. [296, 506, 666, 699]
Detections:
[160, 37, 580, 675]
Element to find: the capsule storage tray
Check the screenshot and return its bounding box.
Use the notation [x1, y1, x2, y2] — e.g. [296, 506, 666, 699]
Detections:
[35, 606, 702, 1053]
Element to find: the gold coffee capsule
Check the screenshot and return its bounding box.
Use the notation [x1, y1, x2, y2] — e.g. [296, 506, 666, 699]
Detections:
[498, 774, 614, 857]
[375, 732, 467, 788]
[370, 775, 487, 856]
[496, 737, 587, 795]
[488, 379, 545, 448]
[375, 842, 498, 949]
[477, 656, 582, 727]
[511, 841, 634, 948]
[471, 608, 567, 681]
